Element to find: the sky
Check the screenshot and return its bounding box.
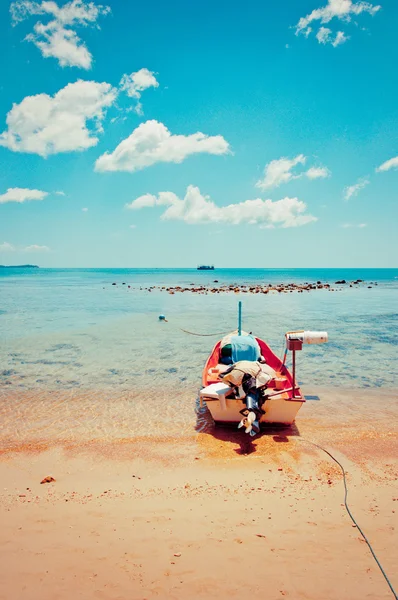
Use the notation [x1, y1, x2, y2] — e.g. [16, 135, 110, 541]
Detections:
[0, 0, 397, 268]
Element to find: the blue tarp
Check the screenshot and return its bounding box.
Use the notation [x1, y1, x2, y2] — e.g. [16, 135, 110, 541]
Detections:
[230, 335, 260, 363]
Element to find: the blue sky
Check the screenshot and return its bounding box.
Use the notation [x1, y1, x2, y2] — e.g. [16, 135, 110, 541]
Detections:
[0, 0, 397, 268]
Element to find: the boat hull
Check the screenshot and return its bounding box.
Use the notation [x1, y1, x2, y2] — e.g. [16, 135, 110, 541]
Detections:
[203, 394, 303, 426]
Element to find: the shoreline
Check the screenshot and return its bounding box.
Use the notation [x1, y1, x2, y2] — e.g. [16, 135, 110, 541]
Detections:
[1, 388, 397, 599]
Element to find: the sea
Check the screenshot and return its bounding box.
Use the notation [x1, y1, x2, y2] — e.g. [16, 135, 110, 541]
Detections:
[0, 268, 397, 450]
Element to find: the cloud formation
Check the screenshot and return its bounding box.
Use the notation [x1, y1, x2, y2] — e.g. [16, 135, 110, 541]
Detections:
[295, 0, 380, 46]
[0, 187, 48, 204]
[24, 244, 50, 251]
[0, 80, 117, 156]
[0, 241, 49, 252]
[305, 166, 331, 180]
[95, 120, 231, 173]
[10, 0, 110, 69]
[341, 223, 367, 228]
[0, 242, 16, 252]
[127, 185, 317, 229]
[120, 68, 159, 115]
[343, 178, 369, 200]
[376, 156, 398, 172]
[256, 155, 330, 190]
[316, 26, 348, 46]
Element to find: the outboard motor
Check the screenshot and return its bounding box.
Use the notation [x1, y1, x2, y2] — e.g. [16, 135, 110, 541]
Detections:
[238, 379, 265, 437]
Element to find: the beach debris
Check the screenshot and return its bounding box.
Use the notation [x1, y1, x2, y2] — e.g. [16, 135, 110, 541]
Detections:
[173, 553, 182, 557]
[40, 476, 55, 484]
[256, 534, 266, 538]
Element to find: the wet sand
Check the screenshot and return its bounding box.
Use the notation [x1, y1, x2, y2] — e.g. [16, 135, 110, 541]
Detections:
[0, 388, 397, 599]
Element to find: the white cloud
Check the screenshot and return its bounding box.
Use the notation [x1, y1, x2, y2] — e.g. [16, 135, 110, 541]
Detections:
[128, 185, 317, 229]
[129, 224, 136, 229]
[24, 244, 50, 251]
[10, 0, 111, 69]
[0, 187, 48, 204]
[0, 80, 117, 157]
[333, 30, 349, 45]
[315, 27, 349, 46]
[256, 155, 330, 190]
[95, 120, 231, 173]
[125, 191, 179, 210]
[82, 207, 88, 211]
[376, 156, 398, 172]
[256, 155, 306, 190]
[341, 223, 367, 228]
[55, 190, 65, 196]
[0, 242, 16, 252]
[296, 0, 380, 45]
[120, 68, 159, 115]
[343, 178, 369, 200]
[0, 241, 49, 252]
[316, 26, 332, 43]
[305, 166, 331, 179]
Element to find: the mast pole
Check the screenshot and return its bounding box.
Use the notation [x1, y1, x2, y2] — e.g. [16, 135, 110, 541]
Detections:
[238, 301, 242, 336]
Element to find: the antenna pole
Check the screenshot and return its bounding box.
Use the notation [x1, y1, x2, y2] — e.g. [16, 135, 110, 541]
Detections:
[292, 349, 296, 398]
[238, 301, 242, 335]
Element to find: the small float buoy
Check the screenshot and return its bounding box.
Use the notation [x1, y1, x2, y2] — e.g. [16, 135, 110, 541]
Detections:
[158, 315, 167, 322]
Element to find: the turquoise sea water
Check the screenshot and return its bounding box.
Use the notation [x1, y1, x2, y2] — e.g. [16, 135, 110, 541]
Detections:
[1, 268, 397, 392]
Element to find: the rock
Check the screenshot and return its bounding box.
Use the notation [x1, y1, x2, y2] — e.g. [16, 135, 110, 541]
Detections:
[112, 283, 116, 286]
[335, 280, 346, 284]
[40, 476, 55, 484]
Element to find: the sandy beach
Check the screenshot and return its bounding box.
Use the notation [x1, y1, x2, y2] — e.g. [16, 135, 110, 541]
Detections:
[1, 388, 397, 600]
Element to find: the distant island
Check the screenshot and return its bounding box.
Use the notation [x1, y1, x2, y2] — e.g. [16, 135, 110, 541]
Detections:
[197, 265, 215, 270]
[0, 265, 39, 269]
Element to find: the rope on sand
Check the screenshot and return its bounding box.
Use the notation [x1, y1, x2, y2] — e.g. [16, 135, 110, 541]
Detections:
[299, 438, 397, 600]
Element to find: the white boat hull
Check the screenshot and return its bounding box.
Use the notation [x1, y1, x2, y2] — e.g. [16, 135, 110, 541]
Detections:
[203, 392, 304, 426]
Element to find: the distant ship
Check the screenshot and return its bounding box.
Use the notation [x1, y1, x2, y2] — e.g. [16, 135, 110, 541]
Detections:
[197, 265, 215, 270]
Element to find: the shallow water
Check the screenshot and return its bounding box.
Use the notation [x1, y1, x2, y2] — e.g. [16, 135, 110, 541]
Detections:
[0, 268, 397, 447]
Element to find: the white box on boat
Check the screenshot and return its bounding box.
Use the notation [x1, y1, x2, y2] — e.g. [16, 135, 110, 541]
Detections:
[200, 382, 231, 411]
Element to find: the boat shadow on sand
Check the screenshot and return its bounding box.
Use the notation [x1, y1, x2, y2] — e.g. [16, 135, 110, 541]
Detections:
[195, 399, 300, 456]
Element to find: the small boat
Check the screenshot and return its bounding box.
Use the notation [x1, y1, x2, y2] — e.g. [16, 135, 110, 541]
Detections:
[199, 303, 327, 435]
[197, 265, 214, 270]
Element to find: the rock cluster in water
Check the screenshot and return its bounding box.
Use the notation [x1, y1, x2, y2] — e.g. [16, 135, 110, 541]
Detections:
[108, 279, 377, 294]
